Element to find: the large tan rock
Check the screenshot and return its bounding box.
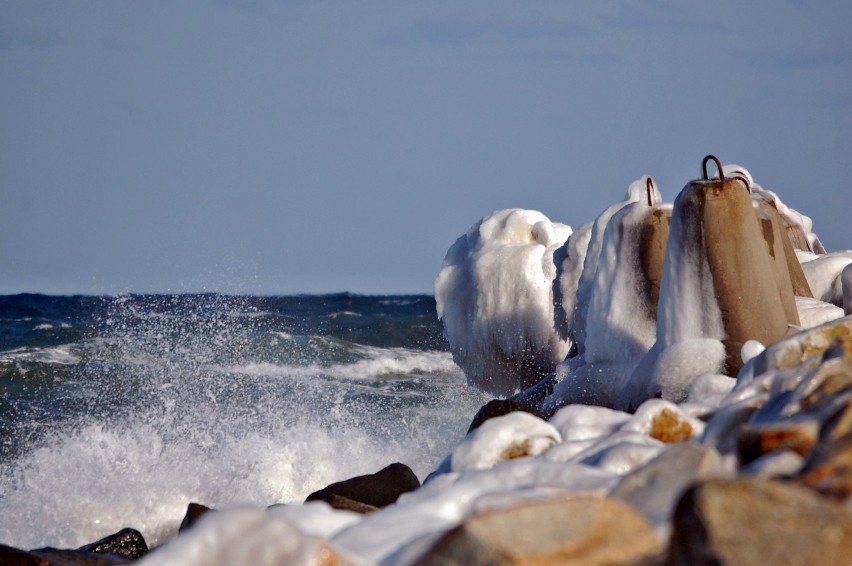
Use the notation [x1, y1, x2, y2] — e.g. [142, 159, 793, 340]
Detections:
[612, 443, 730, 528]
[668, 478, 852, 566]
[415, 497, 661, 566]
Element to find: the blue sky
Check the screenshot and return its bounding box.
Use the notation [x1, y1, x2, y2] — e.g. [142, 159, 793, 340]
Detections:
[2, 1, 850, 295]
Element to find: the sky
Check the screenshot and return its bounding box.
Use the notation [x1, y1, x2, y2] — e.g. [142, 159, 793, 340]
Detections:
[1, 1, 851, 296]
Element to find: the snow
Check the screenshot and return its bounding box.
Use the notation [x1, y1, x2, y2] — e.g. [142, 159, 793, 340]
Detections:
[553, 221, 592, 342]
[795, 296, 845, 328]
[138, 508, 348, 566]
[799, 251, 852, 305]
[448, 411, 560, 473]
[583, 201, 664, 364]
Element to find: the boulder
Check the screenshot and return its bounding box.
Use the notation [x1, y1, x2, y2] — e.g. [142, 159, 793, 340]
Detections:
[451, 412, 560, 473]
[736, 419, 820, 465]
[668, 478, 852, 565]
[612, 443, 730, 529]
[77, 528, 148, 560]
[0, 544, 132, 565]
[0, 544, 50, 566]
[138, 508, 346, 566]
[318, 494, 378, 514]
[467, 367, 563, 432]
[305, 462, 420, 509]
[796, 430, 852, 501]
[741, 316, 852, 383]
[179, 503, 213, 533]
[819, 396, 852, 443]
[414, 497, 661, 566]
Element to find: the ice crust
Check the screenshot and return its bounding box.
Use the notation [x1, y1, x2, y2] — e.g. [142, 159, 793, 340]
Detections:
[438, 166, 848, 413]
[434, 208, 572, 395]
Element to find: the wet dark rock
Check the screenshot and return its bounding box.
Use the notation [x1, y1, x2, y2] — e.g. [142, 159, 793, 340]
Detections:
[178, 502, 213, 533]
[468, 398, 544, 433]
[468, 372, 557, 432]
[305, 462, 420, 509]
[77, 528, 147, 560]
[0, 544, 132, 565]
[0, 544, 48, 566]
[319, 493, 379, 514]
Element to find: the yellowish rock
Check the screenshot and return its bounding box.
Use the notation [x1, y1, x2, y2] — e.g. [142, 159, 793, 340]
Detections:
[415, 497, 661, 566]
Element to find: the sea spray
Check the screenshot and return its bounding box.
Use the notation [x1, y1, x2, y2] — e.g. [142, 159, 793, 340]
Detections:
[0, 294, 487, 549]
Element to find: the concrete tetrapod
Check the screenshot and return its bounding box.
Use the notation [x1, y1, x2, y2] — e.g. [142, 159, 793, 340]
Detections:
[686, 174, 794, 374]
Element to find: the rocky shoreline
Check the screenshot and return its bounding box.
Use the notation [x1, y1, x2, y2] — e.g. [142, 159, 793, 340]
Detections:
[5, 321, 852, 565]
[5, 158, 852, 565]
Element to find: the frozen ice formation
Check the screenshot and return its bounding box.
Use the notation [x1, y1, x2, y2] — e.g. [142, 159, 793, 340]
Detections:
[437, 159, 851, 413]
[434, 208, 572, 395]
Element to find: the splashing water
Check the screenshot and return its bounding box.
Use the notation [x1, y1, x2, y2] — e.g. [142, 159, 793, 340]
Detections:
[0, 294, 487, 548]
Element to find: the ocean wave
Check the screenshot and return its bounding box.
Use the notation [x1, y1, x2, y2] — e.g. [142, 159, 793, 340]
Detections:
[327, 311, 362, 319]
[221, 347, 460, 381]
[0, 346, 80, 365]
[34, 323, 73, 331]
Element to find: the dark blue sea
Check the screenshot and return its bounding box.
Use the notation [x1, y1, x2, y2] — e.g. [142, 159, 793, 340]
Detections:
[0, 293, 487, 548]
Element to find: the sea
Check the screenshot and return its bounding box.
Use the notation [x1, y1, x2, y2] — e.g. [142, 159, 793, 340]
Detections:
[0, 293, 488, 549]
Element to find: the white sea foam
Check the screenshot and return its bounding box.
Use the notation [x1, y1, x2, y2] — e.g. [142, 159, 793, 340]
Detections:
[0, 370, 483, 550]
[0, 346, 80, 365]
[328, 311, 362, 319]
[222, 347, 460, 381]
[0, 309, 486, 551]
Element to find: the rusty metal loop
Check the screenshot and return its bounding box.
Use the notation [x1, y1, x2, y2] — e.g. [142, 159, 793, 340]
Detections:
[702, 155, 724, 181]
[645, 177, 655, 206]
[731, 174, 752, 194]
